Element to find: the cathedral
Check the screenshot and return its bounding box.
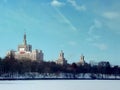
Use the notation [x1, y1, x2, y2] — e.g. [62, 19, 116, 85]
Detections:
[6, 33, 44, 61]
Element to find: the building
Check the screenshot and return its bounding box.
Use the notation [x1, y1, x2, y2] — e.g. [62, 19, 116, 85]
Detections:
[77, 54, 86, 66]
[6, 33, 44, 61]
[56, 50, 67, 65]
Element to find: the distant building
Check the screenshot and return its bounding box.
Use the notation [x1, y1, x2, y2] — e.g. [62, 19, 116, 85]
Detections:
[6, 33, 44, 61]
[56, 50, 67, 65]
[77, 54, 86, 66]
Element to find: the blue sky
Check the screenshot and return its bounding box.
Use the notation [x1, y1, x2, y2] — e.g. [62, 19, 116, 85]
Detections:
[0, 0, 120, 65]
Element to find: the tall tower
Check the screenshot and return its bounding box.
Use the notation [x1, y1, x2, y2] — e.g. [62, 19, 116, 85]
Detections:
[18, 33, 32, 52]
[23, 33, 27, 45]
[79, 54, 85, 65]
[59, 50, 64, 60]
[6, 33, 44, 61]
[56, 50, 67, 65]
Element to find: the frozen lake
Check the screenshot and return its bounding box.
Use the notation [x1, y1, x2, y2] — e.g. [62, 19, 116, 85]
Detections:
[0, 80, 119, 90]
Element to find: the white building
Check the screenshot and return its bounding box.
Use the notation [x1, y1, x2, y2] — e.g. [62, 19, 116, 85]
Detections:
[76, 54, 86, 66]
[56, 50, 67, 65]
[6, 33, 44, 61]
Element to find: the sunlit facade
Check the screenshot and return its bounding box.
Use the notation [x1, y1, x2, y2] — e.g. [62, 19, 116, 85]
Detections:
[56, 50, 67, 65]
[6, 33, 44, 61]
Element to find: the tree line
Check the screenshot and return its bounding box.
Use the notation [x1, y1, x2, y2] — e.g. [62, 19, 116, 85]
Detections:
[0, 56, 120, 79]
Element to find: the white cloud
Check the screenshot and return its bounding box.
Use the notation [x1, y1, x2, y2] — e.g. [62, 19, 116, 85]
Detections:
[88, 19, 102, 35]
[92, 43, 108, 51]
[87, 19, 103, 50]
[51, 0, 65, 7]
[101, 11, 120, 34]
[102, 12, 120, 20]
[68, 41, 77, 46]
[86, 35, 101, 42]
[67, 0, 86, 11]
[54, 8, 77, 31]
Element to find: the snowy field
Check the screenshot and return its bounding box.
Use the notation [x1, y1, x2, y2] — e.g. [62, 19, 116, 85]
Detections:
[0, 80, 119, 90]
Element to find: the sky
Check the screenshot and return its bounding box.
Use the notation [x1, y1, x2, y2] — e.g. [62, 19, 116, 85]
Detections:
[0, 0, 120, 65]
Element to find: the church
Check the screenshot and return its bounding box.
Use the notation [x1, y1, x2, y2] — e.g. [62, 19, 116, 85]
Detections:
[6, 33, 44, 61]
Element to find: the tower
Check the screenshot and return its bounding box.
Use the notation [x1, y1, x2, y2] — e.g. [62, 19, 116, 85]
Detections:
[18, 33, 32, 52]
[56, 50, 67, 65]
[23, 33, 27, 45]
[79, 54, 85, 65]
[6, 33, 44, 61]
[59, 50, 64, 60]
[80, 54, 84, 61]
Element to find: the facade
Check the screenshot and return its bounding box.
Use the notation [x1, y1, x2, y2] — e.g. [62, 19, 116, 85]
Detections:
[77, 54, 86, 66]
[56, 50, 67, 65]
[6, 33, 44, 61]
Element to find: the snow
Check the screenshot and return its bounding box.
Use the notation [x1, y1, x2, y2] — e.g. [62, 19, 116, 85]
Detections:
[1, 73, 120, 79]
[0, 80, 119, 90]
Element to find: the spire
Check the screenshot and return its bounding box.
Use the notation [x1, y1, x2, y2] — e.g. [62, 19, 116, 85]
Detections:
[23, 33, 27, 45]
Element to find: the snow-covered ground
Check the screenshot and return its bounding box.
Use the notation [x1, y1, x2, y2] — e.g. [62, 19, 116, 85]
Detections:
[0, 80, 119, 90]
[1, 73, 120, 79]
